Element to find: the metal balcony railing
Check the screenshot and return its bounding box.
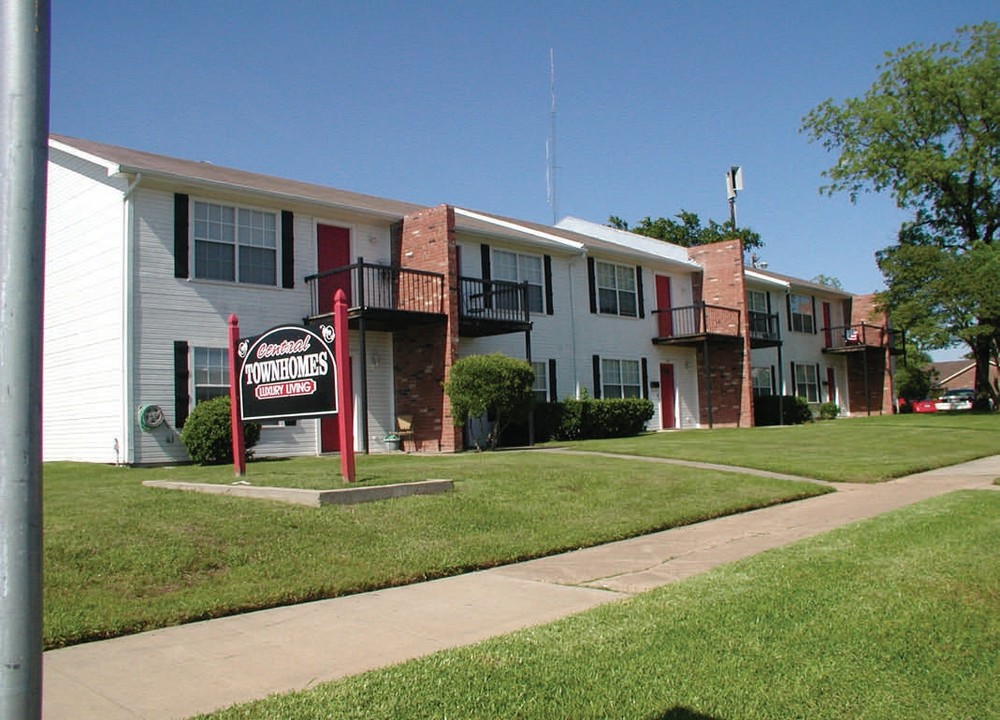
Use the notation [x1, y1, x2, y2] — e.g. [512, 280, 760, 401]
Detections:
[748, 311, 782, 344]
[823, 322, 904, 353]
[458, 276, 531, 325]
[304, 260, 444, 318]
[652, 303, 742, 341]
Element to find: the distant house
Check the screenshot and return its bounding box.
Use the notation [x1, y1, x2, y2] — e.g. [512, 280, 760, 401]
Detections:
[44, 135, 902, 465]
[930, 360, 1000, 394]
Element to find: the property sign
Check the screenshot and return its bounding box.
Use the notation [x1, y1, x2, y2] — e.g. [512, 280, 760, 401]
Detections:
[237, 323, 337, 421]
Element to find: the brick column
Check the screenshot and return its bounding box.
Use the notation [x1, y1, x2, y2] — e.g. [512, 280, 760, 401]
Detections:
[394, 205, 462, 451]
[686, 240, 754, 427]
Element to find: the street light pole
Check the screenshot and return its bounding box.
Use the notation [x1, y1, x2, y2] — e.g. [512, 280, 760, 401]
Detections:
[1, 1, 51, 718]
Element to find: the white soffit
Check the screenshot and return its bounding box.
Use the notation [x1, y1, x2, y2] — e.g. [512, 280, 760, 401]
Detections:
[49, 138, 120, 175]
[455, 208, 585, 251]
[745, 269, 790, 289]
[556, 216, 701, 269]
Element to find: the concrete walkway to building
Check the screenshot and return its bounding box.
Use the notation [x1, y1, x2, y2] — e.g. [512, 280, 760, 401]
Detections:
[43, 454, 1000, 720]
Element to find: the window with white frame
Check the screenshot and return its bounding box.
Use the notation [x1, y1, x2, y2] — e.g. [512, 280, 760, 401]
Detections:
[789, 293, 815, 333]
[596, 261, 638, 317]
[752, 366, 773, 397]
[531, 361, 548, 403]
[602, 358, 641, 398]
[193, 201, 278, 285]
[492, 249, 544, 313]
[794, 363, 820, 403]
[193, 347, 230, 404]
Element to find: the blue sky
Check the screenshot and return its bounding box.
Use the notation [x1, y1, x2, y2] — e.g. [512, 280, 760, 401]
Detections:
[51, 1, 996, 358]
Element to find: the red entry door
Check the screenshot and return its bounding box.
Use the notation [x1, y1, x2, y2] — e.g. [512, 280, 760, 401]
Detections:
[317, 224, 351, 314]
[317, 225, 351, 452]
[660, 363, 676, 429]
[655, 275, 673, 338]
[827, 367, 836, 403]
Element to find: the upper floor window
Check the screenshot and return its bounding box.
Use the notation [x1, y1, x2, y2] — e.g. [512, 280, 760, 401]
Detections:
[601, 358, 641, 399]
[789, 293, 815, 333]
[193, 201, 277, 285]
[596, 261, 638, 317]
[492, 250, 544, 314]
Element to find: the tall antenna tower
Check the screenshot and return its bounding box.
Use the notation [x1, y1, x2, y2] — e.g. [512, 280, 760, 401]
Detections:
[546, 48, 558, 224]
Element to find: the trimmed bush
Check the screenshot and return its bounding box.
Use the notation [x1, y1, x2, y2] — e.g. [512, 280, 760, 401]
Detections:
[444, 354, 535, 450]
[753, 395, 813, 426]
[818, 401, 841, 420]
[504, 398, 655, 445]
[180, 395, 261, 465]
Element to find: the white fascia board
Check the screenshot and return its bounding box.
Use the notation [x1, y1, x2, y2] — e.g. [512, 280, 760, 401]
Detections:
[455, 208, 585, 252]
[49, 138, 120, 176]
[117, 166, 408, 221]
[556, 216, 700, 269]
[745, 269, 790, 289]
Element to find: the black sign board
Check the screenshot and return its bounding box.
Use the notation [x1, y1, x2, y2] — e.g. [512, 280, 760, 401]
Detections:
[237, 323, 338, 422]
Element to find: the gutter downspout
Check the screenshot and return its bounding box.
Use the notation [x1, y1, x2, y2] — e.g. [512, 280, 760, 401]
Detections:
[121, 172, 141, 464]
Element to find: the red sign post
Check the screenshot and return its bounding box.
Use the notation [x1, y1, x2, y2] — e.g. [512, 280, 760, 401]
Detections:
[228, 314, 247, 476]
[334, 289, 355, 482]
[226, 290, 355, 482]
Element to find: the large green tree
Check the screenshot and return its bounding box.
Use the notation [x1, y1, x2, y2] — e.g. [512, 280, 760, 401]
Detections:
[802, 21, 1000, 408]
[608, 211, 763, 250]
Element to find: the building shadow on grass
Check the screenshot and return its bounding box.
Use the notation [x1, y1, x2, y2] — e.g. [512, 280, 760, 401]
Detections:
[648, 707, 724, 720]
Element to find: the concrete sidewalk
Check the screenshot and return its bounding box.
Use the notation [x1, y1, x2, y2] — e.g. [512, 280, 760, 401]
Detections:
[43, 455, 1000, 720]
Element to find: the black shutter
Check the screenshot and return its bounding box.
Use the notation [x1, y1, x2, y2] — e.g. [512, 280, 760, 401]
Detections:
[587, 257, 597, 314]
[174, 341, 190, 428]
[770, 364, 776, 394]
[548, 359, 558, 402]
[174, 194, 189, 279]
[790, 362, 796, 396]
[811, 297, 818, 334]
[281, 210, 294, 288]
[786, 294, 793, 331]
[480, 244, 492, 310]
[544, 255, 554, 315]
[636, 266, 645, 318]
[592, 355, 601, 398]
[641, 357, 649, 399]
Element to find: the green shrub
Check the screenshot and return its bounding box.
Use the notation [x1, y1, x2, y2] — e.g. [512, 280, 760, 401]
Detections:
[444, 354, 535, 450]
[180, 396, 261, 465]
[818, 401, 840, 420]
[553, 398, 654, 440]
[754, 395, 813, 426]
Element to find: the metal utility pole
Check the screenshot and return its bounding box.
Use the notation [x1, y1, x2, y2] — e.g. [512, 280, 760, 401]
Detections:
[1, 1, 51, 718]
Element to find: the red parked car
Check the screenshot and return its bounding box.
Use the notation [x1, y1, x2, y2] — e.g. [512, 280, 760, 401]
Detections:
[909, 398, 938, 413]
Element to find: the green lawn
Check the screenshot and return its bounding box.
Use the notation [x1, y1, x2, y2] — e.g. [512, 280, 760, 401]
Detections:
[44, 453, 823, 649]
[562, 413, 1000, 481]
[196, 490, 1000, 720]
[44, 413, 999, 649]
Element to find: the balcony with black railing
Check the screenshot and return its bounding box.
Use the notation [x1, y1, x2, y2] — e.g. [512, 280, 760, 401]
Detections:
[748, 311, 782, 348]
[651, 303, 742, 346]
[458, 276, 532, 337]
[822, 323, 905, 355]
[304, 260, 445, 330]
